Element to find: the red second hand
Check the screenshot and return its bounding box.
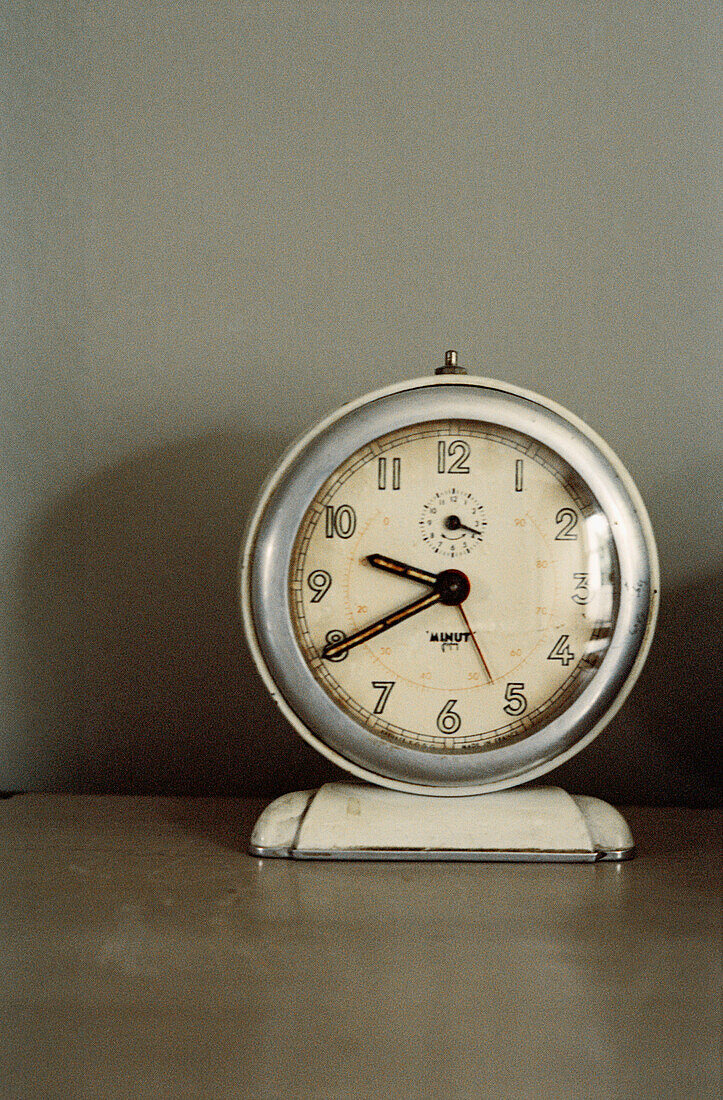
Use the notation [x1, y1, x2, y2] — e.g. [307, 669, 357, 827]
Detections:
[457, 601, 494, 683]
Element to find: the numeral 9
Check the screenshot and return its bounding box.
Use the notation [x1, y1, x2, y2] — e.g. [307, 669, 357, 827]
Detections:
[307, 570, 332, 602]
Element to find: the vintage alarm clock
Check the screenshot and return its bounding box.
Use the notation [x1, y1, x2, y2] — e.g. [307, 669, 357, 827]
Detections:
[241, 352, 658, 861]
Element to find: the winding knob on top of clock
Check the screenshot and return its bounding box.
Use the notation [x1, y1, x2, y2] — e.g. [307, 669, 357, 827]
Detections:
[436, 349, 467, 375]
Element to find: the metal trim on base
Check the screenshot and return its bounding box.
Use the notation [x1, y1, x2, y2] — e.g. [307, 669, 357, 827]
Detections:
[251, 846, 607, 863]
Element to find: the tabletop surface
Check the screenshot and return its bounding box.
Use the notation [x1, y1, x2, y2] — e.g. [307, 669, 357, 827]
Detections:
[1, 795, 720, 1100]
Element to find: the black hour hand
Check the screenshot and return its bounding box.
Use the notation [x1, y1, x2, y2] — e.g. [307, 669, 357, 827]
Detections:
[365, 554, 438, 586]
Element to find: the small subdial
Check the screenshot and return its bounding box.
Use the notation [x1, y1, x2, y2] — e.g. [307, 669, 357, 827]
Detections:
[418, 489, 486, 557]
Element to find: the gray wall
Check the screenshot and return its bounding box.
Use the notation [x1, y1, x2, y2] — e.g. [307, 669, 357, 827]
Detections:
[1, 1, 720, 803]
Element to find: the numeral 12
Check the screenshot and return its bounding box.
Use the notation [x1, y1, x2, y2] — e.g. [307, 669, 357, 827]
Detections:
[437, 440, 471, 474]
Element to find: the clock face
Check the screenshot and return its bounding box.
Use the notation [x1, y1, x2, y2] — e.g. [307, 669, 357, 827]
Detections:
[243, 377, 657, 793]
[289, 419, 619, 754]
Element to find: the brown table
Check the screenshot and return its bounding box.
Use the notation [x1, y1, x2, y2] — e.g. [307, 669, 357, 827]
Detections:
[1, 796, 719, 1099]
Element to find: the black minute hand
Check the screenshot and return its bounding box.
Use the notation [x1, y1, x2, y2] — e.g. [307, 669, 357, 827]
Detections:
[321, 589, 443, 661]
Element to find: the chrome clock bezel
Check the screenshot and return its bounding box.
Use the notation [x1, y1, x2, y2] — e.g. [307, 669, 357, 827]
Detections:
[240, 376, 659, 795]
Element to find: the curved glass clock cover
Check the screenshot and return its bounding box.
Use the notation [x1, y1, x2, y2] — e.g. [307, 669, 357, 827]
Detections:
[242, 379, 658, 793]
[290, 419, 618, 754]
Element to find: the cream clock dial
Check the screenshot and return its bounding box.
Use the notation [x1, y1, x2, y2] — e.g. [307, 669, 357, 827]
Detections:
[241, 365, 658, 795]
[291, 421, 616, 753]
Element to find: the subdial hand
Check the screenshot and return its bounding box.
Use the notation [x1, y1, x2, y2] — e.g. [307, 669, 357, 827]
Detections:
[456, 602, 494, 683]
[443, 515, 485, 539]
[366, 554, 438, 586]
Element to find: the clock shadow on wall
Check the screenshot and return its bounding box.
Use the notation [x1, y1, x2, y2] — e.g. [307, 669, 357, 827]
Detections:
[16, 429, 721, 805]
[17, 429, 345, 796]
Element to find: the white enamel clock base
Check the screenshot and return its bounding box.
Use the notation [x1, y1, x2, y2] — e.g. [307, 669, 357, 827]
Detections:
[249, 783, 635, 863]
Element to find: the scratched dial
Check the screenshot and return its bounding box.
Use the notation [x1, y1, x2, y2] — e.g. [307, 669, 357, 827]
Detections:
[289, 420, 619, 752]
